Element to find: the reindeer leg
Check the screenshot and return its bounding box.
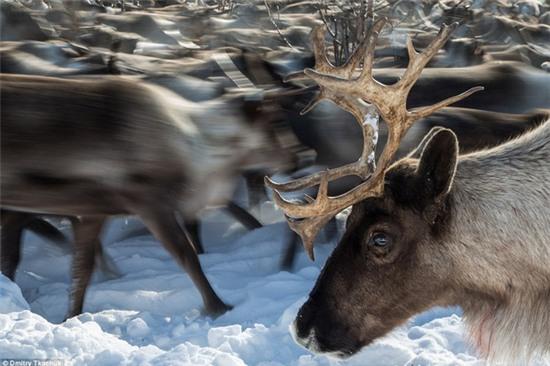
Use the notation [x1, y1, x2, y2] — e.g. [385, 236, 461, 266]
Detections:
[224, 201, 262, 230]
[1, 210, 31, 281]
[67, 215, 106, 318]
[136, 206, 231, 316]
[280, 230, 301, 271]
[183, 219, 204, 254]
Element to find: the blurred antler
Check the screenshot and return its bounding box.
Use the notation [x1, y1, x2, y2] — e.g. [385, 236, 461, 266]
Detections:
[267, 20, 483, 259]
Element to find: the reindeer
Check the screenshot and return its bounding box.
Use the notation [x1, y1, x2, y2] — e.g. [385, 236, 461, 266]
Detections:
[266, 20, 550, 363]
[0, 73, 284, 317]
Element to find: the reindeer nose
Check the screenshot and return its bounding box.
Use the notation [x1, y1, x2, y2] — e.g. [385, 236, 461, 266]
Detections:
[294, 300, 316, 339]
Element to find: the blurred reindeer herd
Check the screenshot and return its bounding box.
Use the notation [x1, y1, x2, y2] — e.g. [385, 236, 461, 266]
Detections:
[1, 0, 549, 320]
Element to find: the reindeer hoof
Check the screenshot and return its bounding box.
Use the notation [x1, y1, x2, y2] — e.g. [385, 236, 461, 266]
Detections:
[64, 313, 78, 321]
[204, 302, 233, 317]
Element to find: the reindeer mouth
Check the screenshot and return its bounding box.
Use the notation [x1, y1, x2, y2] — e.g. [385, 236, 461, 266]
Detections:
[324, 349, 356, 360]
[289, 320, 361, 358]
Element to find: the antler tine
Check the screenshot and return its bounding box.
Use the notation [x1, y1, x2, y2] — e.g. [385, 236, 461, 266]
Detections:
[284, 70, 307, 82]
[303, 69, 366, 100]
[397, 22, 458, 92]
[311, 26, 333, 72]
[264, 157, 366, 192]
[406, 35, 418, 62]
[270, 171, 330, 218]
[288, 214, 334, 260]
[358, 18, 388, 80]
[408, 86, 485, 120]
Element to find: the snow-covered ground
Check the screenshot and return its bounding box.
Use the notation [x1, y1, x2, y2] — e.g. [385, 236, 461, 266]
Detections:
[1, 202, 548, 366]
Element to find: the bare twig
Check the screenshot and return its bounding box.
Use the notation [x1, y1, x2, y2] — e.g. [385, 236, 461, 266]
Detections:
[318, 2, 340, 42]
[264, 0, 298, 50]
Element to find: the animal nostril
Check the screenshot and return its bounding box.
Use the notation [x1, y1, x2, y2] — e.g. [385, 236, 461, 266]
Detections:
[295, 301, 315, 339]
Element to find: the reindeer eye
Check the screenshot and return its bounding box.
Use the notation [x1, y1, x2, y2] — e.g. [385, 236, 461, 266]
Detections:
[370, 232, 391, 247]
[366, 228, 399, 263]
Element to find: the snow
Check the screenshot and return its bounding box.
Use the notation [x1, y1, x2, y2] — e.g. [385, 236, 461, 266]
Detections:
[0, 274, 29, 313]
[363, 106, 380, 166]
[1, 204, 549, 365]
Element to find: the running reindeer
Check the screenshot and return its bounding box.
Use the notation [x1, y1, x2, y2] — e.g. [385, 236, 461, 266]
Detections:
[267, 19, 550, 363]
[1, 74, 285, 317]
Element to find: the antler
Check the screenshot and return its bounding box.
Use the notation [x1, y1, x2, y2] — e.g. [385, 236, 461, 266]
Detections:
[267, 20, 484, 259]
[268, 20, 387, 194]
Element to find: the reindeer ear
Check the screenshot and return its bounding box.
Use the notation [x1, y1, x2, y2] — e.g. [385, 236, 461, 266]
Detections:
[417, 128, 459, 205]
[406, 126, 446, 159]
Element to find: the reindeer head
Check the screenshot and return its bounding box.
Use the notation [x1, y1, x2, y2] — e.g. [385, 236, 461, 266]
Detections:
[292, 128, 460, 357]
[265, 19, 483, 357]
